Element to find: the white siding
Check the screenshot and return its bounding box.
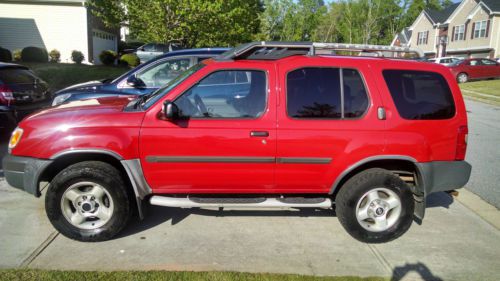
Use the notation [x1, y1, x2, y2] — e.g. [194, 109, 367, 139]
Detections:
[92, 29, 117, 64]
[0, 3, 89, 63]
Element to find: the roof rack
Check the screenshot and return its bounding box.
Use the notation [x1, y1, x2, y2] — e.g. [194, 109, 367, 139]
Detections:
[216, 41, 424, 61]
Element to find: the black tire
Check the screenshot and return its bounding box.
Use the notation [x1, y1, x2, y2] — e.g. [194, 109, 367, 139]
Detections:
[336, 168, 414, 243]
[45, 161, 130, 242]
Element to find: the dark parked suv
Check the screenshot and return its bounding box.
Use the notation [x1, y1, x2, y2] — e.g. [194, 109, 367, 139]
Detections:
[0, 63, 51, 134]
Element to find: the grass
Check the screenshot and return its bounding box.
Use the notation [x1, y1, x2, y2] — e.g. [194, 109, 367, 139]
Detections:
[0, 270, 386, 281]
[459, 79, 500, 106]
[21, 62, 129, 92]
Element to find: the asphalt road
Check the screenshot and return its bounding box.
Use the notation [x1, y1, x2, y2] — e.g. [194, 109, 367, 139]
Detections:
[464, 99, 500, 209]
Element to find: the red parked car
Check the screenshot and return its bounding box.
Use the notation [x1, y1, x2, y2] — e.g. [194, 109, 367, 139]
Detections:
[448, 58, 500, 83]
[3, 42, 471, 243]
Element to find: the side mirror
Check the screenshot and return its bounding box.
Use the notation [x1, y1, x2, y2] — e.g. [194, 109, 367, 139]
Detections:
[127, 75, 146, 88]
[163, 100, 179, 120]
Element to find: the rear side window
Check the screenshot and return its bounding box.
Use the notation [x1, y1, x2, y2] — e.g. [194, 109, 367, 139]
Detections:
[287, 68, 368, 119]
[383, 70, 455, 120]
[0, 68, 36, 84]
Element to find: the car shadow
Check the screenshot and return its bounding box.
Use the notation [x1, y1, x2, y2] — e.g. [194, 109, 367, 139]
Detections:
[391, 262, 443, 281]
[426, 192, 454, 209]
[118, 204, 335, 238]
[119, 192, 455, 238]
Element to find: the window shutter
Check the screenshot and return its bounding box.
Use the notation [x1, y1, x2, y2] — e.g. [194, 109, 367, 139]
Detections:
[486, 19, 490, 37]
[451, 26, 455, 42]
[426, 31, 429, 44]
[471, 22, 475, 39]
[464, 22, 468, 39]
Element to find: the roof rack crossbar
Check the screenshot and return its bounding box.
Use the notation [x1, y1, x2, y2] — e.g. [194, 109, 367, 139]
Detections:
[216, 41, 423, 61]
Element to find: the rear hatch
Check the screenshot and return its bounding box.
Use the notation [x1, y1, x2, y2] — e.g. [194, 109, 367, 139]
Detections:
[0, 66, 52, 118]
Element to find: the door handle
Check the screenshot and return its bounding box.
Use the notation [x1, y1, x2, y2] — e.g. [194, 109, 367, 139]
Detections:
[250, 131, 269, 137]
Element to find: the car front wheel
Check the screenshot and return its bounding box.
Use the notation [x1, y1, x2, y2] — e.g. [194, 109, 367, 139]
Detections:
[336, 168, 414, 243]
[45, 161, 131, 242]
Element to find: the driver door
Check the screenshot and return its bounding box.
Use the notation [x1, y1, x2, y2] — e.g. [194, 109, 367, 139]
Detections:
[140, 65, 277, 194]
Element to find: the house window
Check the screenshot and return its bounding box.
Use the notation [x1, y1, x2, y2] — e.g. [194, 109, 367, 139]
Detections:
[453, 25, 465, 41]
[473, 20, 487, 38]
[417, 31, 428, 45]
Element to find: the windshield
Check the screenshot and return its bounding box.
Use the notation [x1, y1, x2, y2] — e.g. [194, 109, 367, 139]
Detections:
[142, 63, 205, 109]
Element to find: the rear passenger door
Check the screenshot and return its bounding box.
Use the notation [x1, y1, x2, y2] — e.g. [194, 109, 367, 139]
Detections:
[275, 59, 385, 193]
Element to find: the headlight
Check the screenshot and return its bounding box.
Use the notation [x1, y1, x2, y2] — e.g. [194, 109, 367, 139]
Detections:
[9, 127, 23, 150]
[52, 93, 72, 106]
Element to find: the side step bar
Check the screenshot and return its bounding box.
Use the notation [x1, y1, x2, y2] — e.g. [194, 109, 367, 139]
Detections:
[150, 196, 332, 209]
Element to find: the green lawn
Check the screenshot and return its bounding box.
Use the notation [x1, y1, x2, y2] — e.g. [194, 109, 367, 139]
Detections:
[459, 79, 500, 105]
[0, 270, 386, 281]
[21, 62, 129, 92]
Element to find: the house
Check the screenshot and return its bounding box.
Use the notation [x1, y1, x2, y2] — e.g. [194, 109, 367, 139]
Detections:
[0, 0, 119, 64]
[392, 0, 500, 59]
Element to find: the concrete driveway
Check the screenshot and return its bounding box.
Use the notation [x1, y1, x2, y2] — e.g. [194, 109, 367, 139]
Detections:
[1, 99, 499, 281]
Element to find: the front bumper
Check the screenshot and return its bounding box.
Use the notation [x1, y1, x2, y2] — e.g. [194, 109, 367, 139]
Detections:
[2, 154, 53, 197]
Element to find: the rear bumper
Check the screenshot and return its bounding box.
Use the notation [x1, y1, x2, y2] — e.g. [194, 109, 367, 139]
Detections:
[416, 161, 472, 195]
[2, 154, 52, 197]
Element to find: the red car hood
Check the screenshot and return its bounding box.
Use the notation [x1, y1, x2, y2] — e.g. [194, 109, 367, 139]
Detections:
[19, 95, 144, 130]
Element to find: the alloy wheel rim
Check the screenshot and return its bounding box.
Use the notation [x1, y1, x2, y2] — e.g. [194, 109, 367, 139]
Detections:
[60, 181, 114, 230]
[355, 187, 402, 232]
[459, 74, 467, 83]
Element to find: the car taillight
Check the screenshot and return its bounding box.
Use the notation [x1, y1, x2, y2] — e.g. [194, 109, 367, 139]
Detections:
[0, 84, 14, 105]
[455, 125, 468, 160]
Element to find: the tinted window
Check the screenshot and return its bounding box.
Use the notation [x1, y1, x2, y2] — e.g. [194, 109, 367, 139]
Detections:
[343, 69, 369, 118]
[0, 68, 36, 84]
[287, 68, 341, 118]
[287, 68, 368, 119]
[469, 60, 480, 66]
[383, 70, 455, 120]
[176, 70, 266, 118]
[137, 58, 191, 87]
[481, 59, 496, 65]
[142, 44, 155, 52]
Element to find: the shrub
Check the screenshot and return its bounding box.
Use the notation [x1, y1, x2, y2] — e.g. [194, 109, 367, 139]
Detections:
[21, 46, 48, 62]
[119, 53, 140, 68]
[99, 50, 117, 65]
[0, 47, 12, 62]
[13, 49, 22, 61]
[49, 49, 61, 63]
[71, 50, 84, 64]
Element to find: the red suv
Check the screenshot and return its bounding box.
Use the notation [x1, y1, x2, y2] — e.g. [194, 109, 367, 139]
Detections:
[3, 42, 471, 243]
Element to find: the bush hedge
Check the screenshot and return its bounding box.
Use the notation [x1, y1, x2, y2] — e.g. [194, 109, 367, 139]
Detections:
[119, 53, 140, 68]
[71, 50, 84, 64]
[49, 49, 61, 63]
[99, 50, 117, 65]
[21, 46, 48, 62]
[0, 47, 12, 62]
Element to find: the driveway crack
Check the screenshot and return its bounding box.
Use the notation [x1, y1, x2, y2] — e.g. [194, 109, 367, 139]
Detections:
[19, 231, 59, 268]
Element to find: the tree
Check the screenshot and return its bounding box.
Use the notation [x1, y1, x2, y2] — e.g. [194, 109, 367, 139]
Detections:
[257, 0, 326, 41]
[88, 0, 262, 48]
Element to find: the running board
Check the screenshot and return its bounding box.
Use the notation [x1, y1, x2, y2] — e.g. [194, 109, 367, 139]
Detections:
[149, 196, 332, 209]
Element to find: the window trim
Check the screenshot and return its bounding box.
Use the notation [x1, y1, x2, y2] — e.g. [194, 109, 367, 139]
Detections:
[173, 68, 269, 120]
[382, 69, 456, 120]
[453, 24, 465, 41]
[473, 20, 487, 39]
[417, 31, 428, 45]
[284, 66, 371, 121]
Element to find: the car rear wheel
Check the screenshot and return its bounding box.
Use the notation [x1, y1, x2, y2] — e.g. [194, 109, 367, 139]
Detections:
[336, 168, 414, 243]
[457, 73, 468, 83]
[45, 161, 130, 242]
